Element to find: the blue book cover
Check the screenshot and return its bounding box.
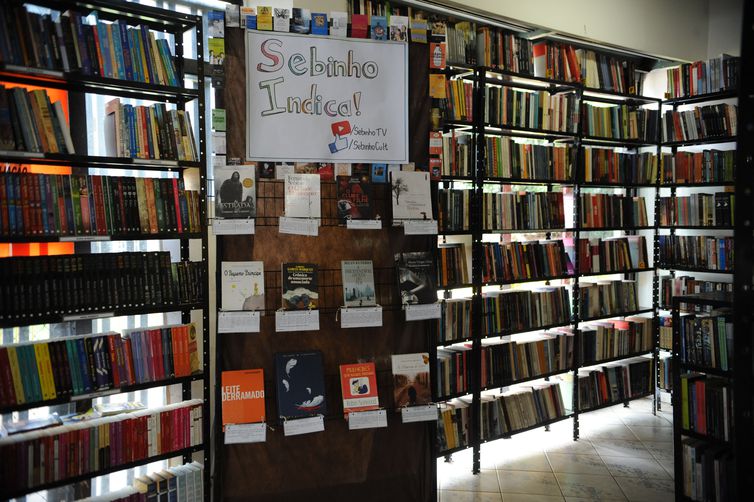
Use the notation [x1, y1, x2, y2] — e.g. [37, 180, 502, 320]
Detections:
[71, 12, 92, 75]
[140, 26, 156, 84]
[115, 21, 134, 81]
[75, 337, 93, 393]
[6, 174, 16, 235]
[370, 16, 387, 40]
[95, 22, 113, 79]
[371, 163, 387, 183]
[311, 13, 328, 35]
[109, 23, 125, 79]
[275, 350, 327, 420]
[156, 39, 178, 87]
[246, 15, 257, 30]
[65, 339, 82, 395]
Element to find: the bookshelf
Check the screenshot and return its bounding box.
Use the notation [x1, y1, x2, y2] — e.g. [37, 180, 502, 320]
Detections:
[0, 1, 209, 500]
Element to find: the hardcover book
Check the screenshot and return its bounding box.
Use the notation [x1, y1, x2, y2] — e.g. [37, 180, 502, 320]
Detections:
[390, 170, 432, 224]
[275, 351, 327, 419]
[291, 8, 311, 34]
[214, 166, 256, 219]
[284, 173, 321, 219]
[282, 262, 318, 310]
[395, 251, 437, 305]
[341, 260, 376, 307]
[351, 14, 368, 38]
[391, 353, 432, 408]
[221, 261, 265, 311]
[221, 368, 266, 426]
[225, 5, 240, 27]
[339, 362, 379, 414]
[336, 173, 373, 223]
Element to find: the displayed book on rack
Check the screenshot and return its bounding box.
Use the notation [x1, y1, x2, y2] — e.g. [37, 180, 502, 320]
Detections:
[97, 461, 204, 502]
[658, 235, 734, 272]
[391, 353, 431, 407]
[395, 251, 437, 305]
[220, 261, 265, 311]
[336, 173, 373, 223]
[437, 398, 471, 452]
[438, 188, 470, 232]
[491, 382, 568, 434]
[0, 85, 74, 154]
[661, 103, 738, 142]
[284, 173, 321, 219]
[481, 240, 572, 284]
[339, 362, 379, 415]
[483, 332, 573, 385]
[221, 368, 266, 426]
[441, 131, 473, 177]
[485, 138, 573, 181]
[660, 276, 733, 310]
[484, 87, 579, 133]
[658, 193, 735, 226]
[582, 102, 658, 141]
[0, 399, 204, 498]
[482, 191, 565, 231]
[578, 316, 653, 364]
[281, 262, 318, 310]
[659, 357, 672, 391]
[445, 78, 473, 122]
[341, 260, 376, 307]
[0, 252, 203, 321]
[582, 149, 657, 185]
[665, 55, 739, 99]
[274, 351, 327, 420]
[579, 193, 648, 228]
[660, 150, 735, 185]
[390, 170, 432, 223]
[680, 436, 734, 501]
[579, 280, 639, 319]
[481, 286, 571, 336]
[0, 172, 201, 238]
[678, 313, 734, 370]
[564, 357, 652, 411]
[569, 235, 649, 274]
[679, 374, 731, 440]
[438, 298, 472, 344]
[214, 166, 256, 219]
[436, 345, 472, 397]
[475, 27, 533, 74]
[437, 243, 470, 288]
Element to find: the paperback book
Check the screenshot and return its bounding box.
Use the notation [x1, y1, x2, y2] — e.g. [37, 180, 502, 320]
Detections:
[291, 8, 311, 33]
[221, 261, 265, 311]
[214, 166, 256, 219]
[395, 251, 437, 305]
[339, 362, 379, 414]
[284, 173, 321, 219]
[275, 351, 327, 419]
[391, 170, 432, 224]
[221, 368, 266, 426]
[282, 263, 319, 310]
[341, 260, 376, 307]
[391, 353, 432, 408]
[273, 8, 290, 32]
[330, 11, 348, 37]
[336, 173, 373, 223]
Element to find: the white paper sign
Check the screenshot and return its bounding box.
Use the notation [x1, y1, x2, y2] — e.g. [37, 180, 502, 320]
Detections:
[60, 235, 110, 242]
[340, 306, 383, 328]
[401, 404, 438, 423]
[246, 31, 408, 163]
[405, 303, 441, 321]
[283, 415, 325, 436]
[279, 216, 319, 236]
[225, 423, 267, 444]
[72, 388, 119, 401]
[403, 219, 438, 235]
[213, 219, 256, 235]
[275, 309, 320, 332]
[348, 409, 388, 430]
[218, 311, 261, 333]
[64, 312, 115, 321]
[346, 219, 382, 230]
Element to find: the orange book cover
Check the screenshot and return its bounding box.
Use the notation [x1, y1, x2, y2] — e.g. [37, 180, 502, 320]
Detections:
[221, 368, 266, 427]
[339, 362, 379, 414]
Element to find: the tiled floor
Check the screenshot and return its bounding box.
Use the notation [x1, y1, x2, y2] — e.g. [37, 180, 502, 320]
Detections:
[437, 397, 674, 502]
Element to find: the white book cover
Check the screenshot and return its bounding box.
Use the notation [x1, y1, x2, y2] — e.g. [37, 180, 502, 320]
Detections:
[214, 165, 256, 218]
[273, 8, 290, 32]
[341, 260, 376, 307]
[391, 353, 431, 407]
[221, 261, 265, 311]
[390, 170, 432, 224]
[284, 173, 321, 218]
[389, 15, 409, 41]
[329, 11, 348, 37]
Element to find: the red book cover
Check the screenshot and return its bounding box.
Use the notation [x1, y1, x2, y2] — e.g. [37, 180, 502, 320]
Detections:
[351, 14, 368, 38]
[339, 362, 378, 415]
[180, 325, 191, 377]
[171, 178, 182, 233]
[106, 334, 121, 388]
[429, 42, 446, 69]
[121, 337, 135, 386]
[0, 347, 15, 406]
[221, 368, 266, 426]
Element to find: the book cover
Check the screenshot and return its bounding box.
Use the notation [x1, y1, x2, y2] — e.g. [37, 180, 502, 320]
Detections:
[429, 42, 447, 69]
[221, 261, 265, 311]
[329, 11, 348, 37]
[391, 353, 431, 408]
[284, 173, 321, 218]
[208, 38, 224, 66]
[225, 5, 240, 27]
[371, 16, 387, 40]
[429, 74, 446, 98]
[273, 8, 290, 32]
[311, 13, 328, 36]
[214, 165, 256, 219]
[211, 109, 226, 131]
[389, 16, 409, 42]
[410, 18, 428, 43]
[390, 170, 432, 223]
[275, 351, 327, 419]
[221, 368, 266, 426]
[240, 7, 257, 29]
[207, 10, 225, 38]
[291, 8, 311, 34]
[257, 7, 273, 31]
[341, 260, 376, 307]
[395, 251, 437, 305]
[351, 14, 368, 39]
[281, 262, 318, 310]
[339, 362, 379, 413]
[336, 173, 373, 223]
[371, 163, 387, 183]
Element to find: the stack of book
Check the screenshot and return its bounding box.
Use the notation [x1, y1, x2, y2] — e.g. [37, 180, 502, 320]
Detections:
[659, 316, 673, 350]
[482, 191, 565, 231]
[680, 437, 734, 501]
[658, 193, 734, 226]
[660, 150, 735, 184]
[436, 345, 473, 397]
[566, 357, 652, 410]
[445, 22, 477, 65]
[445, 79, 474, 121]
[438, 398, 471, 452]
[579, 316, 653, 364]
[582, 149, 657, 185]
[484, 87, 579, 133]
[662, 104, 738, 142]
[658, 235, 734, 271]
[438, 298, 472, 344]
[482, 240, 572, 283]
[579, 50, 644, 94]
[659, 357, 672, 391]
[495, 383, 567, 433]
[532, 41, 581, 83]
[579, 280, 639, 318]
[485, 138, 573, 181]
[665, 55, 739, 99]
[75, 462, 205, 502]
[481, 286, 571, 335]
[582, 103, 659, 141]
[580, 193, 648, 228]
[679, 374, 731, 440]
[0, 86, 73, 154]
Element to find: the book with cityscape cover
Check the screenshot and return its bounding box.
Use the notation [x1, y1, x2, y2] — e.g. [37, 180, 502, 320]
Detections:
[341, 260, 376, 307]
[339, 362, 379, 414]
[214, 166, 256, 219]
[390, 170, 432, 224]
[395, 252, 437, 305]
[221, 368, 266, 426]
[275, 351, 327, 419]
[281, 263, 318, 310]
[284, 173, 321, 219]
[336, 173, 373, 223]
[391, 353, 432, 408]
[221, 261, 265, 311]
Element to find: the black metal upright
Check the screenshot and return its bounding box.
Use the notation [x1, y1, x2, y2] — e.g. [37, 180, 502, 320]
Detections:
[571, 87, 585, 440]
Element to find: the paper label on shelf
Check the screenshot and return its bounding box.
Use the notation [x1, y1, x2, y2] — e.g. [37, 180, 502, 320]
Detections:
[72, 388, 120, 401]
[405, 303, 441, 321]
[214, 218, 256, 235]
[348, 409, 388, 430]
[224, 423, 266, 444]
[275, 310, 320, 332]
[279, 216, 319, 236]
[401, 404, 438, 423]
[60, 235, 110, 242]
[403, 220, 438, 235]
[218, 311, 261, 333]
[63, 311, 115, 321]
[346, 219, 382, 230]
[133, 158, 178, 166]
[340, 306, 383, 328]
[283, 415, 325, 436]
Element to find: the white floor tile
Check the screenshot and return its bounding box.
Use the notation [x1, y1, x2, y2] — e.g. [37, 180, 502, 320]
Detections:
[546, 453, 610, 475]
[441, 490, 505, 502]
[502, 493, 564, 502]
[440, 469, 501, 493]
[600, 455, 672, 479]
[590, 439, 654, 459]
[497, 470, 561, 496]
[555, 472, 627, 500]
[496, 451, 552, 472]
[614, 476, 675, 502]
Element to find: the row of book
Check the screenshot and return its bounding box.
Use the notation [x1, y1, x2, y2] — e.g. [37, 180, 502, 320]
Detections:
[678, 314, 733, 371]
[661, 104, 737, 143]
[475, 27, 534, 75]
[482, 191, 565, 231]
[0, 400, 204, 497]
[579, 316, 653, 364]
[665, 55, 739, 99]
[437, 243, 470, 287]
[482, 332, 573, 386]
[0, 172, 202, 238]
[660, 150, 735, 185]
[680, 436, 734, 502]
[0, 5, 181, 86]
[660, 276, 733, 311]
[0, 252, 204, 320]
[579, 193, 648, 228]
[485, 138, 573, 181]
[579, 280, 639, 320]
[484, 87, 579, 133]
[574, 236, 649, 275]
[438, 189, 470, 232]
[582, 103, 658, 141]
[0, 324, 199, 408]
[437, 397, 471, 452]
[582, 149, 657, 185]
[567, 357, 652, 411]
[441, 132, 473, 177]
[660, 316, 673, 350]
[0, 86, 73, 154]
[445, 79, 473, 122]
[105, 99, 198, 162]
[481, 240, 571, 284]
[436, 345, 472, 397]
[493, 383, 568, 435]
[438, 298, 472, 344]
[680, 374, 731, 441]
[658, 235, 734, 272]
[659, 357, 672, 391]
[481, 286, 571, 336]
[75, 462, 204, 502]
[444, 22, 478, 66]
[657, 193, 735, 227]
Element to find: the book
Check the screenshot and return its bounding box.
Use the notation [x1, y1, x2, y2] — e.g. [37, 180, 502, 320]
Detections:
[281, 262, 318, 310]
[410, 18, 428, 43]
[371, 16, 388, 40]
[329, 11, 348, 37]
[391, 353, 431, 408]
[207, 10, 225, 38]
[221, 261, 265, 311]
[341, 260, 376, 307]
[311, 13, 328, 35]
[221, 368, 266, 426]
[395, 251, 437, 305]
[208, 37, 225, 65]
[291, 8, 311, 34]
[273, 8, 290, 32]
[214, 165, 256, 219]
[284, 173, 321, 219]
[339, 362, 379, 414]
[240, 7, 257, 29]
[336, 173, 373, 223]
[429, 42, 446, 69]
[225, 5, 240, 27]
[93, 401, 145, 416]
[389, 16, 409, 42]
[275, 351, 327, 419]
[2, 413, 62, 435]
[257, 6, 273, 30]
[212, 108, 226, 131]
[390, 170, 432, 224]
[351, 14, 368, 39]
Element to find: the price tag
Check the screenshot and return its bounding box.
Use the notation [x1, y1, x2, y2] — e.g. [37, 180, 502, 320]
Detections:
[401, 404, 438, 423]
[275, 310, 320, 332]
[218, 311, 261, 333]
[214, 219, 255, 235]
[279, 216, 319, 236]
[403, 220, 438, 235]
[348, 409, 388, 430]
[60, 235, 110, 242]
[346, 219, 382, 230]
[340, 306, 383, 328]
[63, 311, 114, 321]
[405, 303, 441, 321]
[224, 423, 266, 444]
[283, 415, 325, 436]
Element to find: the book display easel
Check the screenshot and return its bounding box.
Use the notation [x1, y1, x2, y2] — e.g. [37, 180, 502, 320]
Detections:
[0, 0, 210, 500]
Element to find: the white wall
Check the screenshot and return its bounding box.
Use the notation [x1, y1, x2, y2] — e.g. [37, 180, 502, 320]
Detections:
[706, 0, 743, 57]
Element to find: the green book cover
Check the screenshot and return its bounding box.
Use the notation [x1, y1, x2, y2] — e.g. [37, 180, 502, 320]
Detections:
[70, 175, 83, 234]
[153, 177, 165, 232]
[212, 109, 226, 132]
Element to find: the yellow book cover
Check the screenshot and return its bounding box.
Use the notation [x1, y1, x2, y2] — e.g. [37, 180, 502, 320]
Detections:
[34, 343, 55, 400]
[40, 342, 57, 399]
[32, 90, 59, 153]
[148, 32, 167, 86]
[6, 346, 26, 404]
[428, 74, 446, 99]
[257, 6, 273, 30]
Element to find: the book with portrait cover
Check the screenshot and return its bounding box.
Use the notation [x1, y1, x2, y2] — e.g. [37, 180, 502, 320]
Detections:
[282, 262, 318, 310]
[339, 362, 379, 414]
[390, 170, 432, 224]
[341, 260, 376, 307]
[391, 353, 431, 408]
[214, 165, 256, 218]
[221, 368, 265, 427]
[284, 173, 321, 219]
[275, 351, 327, 419]
[221, 261, 265, 311]
[395, 251, 437, 305]
[336, 173, 373, 223]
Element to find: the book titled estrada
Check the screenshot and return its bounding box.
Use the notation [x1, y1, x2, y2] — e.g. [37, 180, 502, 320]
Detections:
[391, 353, 432, 408]
[214, 166, 256, 218]
[282, 263, 318, 310]
[275, 351, 327, 420]
[341, 260, 376, 307]
[221, 261, 265, 311]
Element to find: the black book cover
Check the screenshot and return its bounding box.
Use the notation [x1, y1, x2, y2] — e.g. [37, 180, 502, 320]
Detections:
[336, 173, 373, 223]
[275, 350, 327, 420]
[395, 251, 437, 305]
[281, 262, 318, 310]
